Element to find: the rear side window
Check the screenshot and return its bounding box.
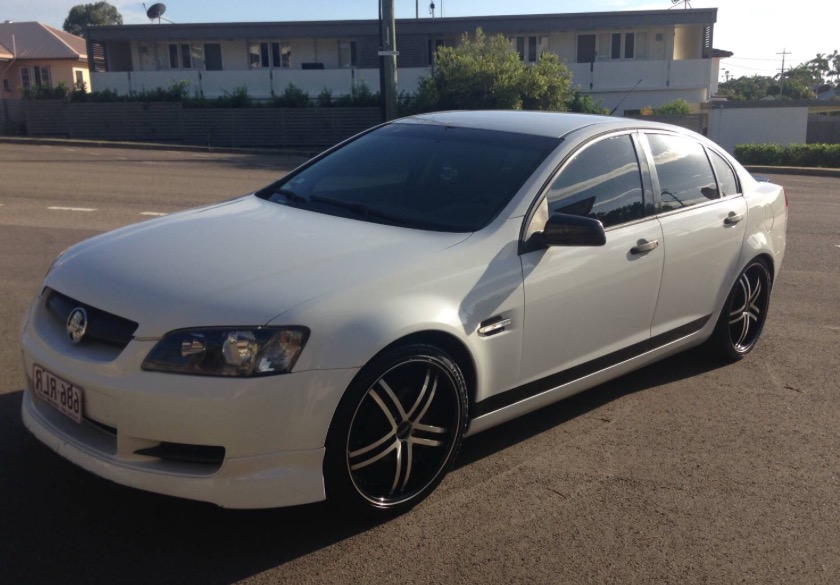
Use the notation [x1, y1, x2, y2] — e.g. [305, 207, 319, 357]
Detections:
[647, 134, 718, 211]
[547, 134, 644, 228]
[709, 150, 740, 196]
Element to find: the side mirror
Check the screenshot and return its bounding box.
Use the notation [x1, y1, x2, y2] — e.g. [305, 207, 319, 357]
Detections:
[538, 213, 606, 247]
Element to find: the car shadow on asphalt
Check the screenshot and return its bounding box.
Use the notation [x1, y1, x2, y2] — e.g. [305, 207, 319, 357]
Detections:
[0, 347, 725, 585]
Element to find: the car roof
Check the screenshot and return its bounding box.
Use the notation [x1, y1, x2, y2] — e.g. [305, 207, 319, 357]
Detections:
[399, 110, 641, 139]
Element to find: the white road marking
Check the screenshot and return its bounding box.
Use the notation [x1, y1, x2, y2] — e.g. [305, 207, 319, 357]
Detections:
[140, 212, 167, 217]
[48, 206, 97, 212]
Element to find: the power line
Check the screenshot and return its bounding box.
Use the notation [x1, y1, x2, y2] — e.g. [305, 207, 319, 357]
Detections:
[727, 56, 783, 62]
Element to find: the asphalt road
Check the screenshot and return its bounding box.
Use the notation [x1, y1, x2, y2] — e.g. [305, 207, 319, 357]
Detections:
[1, 143, 838, 584]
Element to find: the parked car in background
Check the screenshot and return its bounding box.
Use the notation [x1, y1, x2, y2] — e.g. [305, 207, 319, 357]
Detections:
[20, 111, 788, 515]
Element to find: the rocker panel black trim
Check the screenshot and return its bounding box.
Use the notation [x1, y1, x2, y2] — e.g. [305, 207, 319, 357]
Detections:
[473, 314, 711, 418]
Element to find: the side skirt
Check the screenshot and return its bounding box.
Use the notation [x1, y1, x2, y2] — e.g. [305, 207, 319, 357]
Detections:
[466, 315, 710, 436]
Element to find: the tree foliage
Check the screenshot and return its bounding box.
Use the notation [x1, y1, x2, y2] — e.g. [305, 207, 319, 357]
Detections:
[719, 50, 840, 101]
[63, 2, 123, 37]
[415, 28, 574, 112]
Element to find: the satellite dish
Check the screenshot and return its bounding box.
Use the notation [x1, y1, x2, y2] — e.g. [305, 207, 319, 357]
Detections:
[146, 3, 166, 21]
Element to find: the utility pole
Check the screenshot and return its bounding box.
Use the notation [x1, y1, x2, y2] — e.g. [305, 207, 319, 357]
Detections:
[379, 0, 398, 121]
[777, 48, 791, 78]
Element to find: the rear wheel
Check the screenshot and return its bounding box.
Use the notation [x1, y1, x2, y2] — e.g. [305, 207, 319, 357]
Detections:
[325, 344, 468, 515]
[708, 260, 772, 362]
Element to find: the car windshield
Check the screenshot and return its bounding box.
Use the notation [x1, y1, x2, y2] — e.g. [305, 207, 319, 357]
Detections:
[257, 122, 560, 232]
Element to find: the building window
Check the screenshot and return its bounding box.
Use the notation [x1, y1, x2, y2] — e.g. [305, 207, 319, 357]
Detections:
[180, 44, 192, 68]
[168, 43, 195, 69]
[204, 43, 223, 71]
[74, 69, 85, 90]
[249, 41, 291, 69]
[577, 34, 597, 63]
[598, 32, 647, 60]
[20, 66, 52, 89]
[512, 35, 548, 62]
[338, 40, 357, 68]
[3, 79, 11, 92]
[168, 44, 179, 68]
[625, 33, 636, 59]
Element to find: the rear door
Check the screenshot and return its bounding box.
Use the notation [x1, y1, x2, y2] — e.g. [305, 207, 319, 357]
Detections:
[641, 132, 748, 338]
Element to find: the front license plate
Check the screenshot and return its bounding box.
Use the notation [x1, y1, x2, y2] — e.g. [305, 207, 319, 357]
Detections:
[32, 365, 83, 424]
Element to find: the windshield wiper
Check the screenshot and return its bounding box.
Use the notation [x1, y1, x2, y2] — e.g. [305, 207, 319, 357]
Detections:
[271, 188, 308, 206]
[309, 195, 408, 226]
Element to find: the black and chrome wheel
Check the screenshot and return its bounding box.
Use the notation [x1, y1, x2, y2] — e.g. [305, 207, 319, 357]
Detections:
[709, 260, 772, 361]
[325, 344, 468, 515]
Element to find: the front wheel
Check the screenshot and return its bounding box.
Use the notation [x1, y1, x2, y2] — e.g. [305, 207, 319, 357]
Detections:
[324, 344, 468, 516]
[708, 260, 772, 362]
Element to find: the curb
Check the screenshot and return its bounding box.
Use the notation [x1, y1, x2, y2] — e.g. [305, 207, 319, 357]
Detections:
[745, 165, 840, 178]
[0, 136, 321, 158]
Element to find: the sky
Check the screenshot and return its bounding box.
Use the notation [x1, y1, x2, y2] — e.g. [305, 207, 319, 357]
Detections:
[2, 0, 837, 79]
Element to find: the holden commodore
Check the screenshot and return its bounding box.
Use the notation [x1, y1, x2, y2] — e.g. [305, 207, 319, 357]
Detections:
[20, 111, 787, 515]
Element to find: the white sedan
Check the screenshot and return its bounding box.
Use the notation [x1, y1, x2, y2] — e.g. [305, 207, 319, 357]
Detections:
[20, 111, 787, 515]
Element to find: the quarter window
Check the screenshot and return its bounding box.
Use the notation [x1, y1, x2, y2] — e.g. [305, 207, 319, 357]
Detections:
[547, 135, 645, 228]
[709, 150, 740, 197]
[647, 134, 719, 211]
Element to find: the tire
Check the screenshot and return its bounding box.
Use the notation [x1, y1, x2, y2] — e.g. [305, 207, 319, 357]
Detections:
[707, 259, 772, 362]
[324, 343, 469, 516]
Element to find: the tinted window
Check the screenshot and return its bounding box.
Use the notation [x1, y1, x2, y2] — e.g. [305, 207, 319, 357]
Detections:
[258, 123, 559, 232]
[547, 135, 644, 228]
[647, 134, 718, 211]
[709, 150, 740, 196]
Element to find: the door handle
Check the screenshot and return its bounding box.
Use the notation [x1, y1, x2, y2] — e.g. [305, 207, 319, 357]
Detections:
[630, 239, 659, 254]
[724, 211, 744, 225]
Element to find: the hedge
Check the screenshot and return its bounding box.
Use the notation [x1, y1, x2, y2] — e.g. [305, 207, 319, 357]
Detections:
[734, 143, 840, 168]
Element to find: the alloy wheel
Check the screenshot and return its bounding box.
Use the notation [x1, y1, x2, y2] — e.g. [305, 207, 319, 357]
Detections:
[345, 357, 463, 507]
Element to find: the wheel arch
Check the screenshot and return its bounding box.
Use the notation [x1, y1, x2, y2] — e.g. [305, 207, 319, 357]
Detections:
[325, 329, 479, 439]
[753, 252, 776, 285]
[357, 330, 478, 416]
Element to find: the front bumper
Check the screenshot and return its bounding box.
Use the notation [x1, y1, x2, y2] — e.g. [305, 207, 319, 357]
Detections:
[20, 292, 359, 509]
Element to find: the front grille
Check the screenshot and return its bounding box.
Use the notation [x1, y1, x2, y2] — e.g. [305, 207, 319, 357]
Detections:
[45, 289, 138, 348]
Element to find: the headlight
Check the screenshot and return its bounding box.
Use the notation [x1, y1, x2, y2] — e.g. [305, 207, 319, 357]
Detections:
[142, 327, 309, 377]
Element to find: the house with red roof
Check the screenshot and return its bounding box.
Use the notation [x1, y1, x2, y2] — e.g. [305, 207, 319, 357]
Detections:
[0, 21, 90, 98]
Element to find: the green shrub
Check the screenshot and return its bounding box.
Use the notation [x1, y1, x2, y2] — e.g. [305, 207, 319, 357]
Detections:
[23, 82, 69, 100]
[656, 98, 692, 115]
[734, 143, 840, 168]
[565, 91, 609, 115]
[271, 83, 310, 108]
[215, 86, 252, 108]
[317, 88, 333, 107]
[334, 80, 380, 107]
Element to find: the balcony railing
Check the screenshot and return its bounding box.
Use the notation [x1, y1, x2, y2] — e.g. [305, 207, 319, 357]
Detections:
[91, 59, 711, 99]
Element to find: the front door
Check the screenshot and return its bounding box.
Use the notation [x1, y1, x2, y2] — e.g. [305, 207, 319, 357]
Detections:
[518, 133, 664, 388]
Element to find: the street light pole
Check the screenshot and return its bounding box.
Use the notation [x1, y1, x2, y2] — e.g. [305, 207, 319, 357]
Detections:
[379, 0, 398, 121]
